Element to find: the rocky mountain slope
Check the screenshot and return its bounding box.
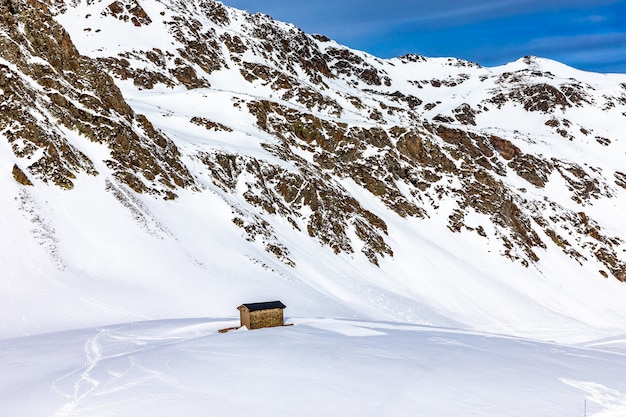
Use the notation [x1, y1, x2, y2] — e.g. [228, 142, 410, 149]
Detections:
[1, 0, 626, 340]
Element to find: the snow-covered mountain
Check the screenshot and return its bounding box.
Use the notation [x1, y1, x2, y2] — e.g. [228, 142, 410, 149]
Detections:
[2, 0, 626, 344]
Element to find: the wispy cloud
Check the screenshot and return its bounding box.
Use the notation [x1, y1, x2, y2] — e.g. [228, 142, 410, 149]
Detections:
[576, 15, 608, 24]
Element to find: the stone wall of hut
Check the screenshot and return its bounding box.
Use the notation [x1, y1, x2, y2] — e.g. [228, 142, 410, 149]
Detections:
[248, 308, 284, 329]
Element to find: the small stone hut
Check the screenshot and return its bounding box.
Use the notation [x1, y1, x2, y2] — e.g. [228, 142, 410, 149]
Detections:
[238, 301, 286, 330]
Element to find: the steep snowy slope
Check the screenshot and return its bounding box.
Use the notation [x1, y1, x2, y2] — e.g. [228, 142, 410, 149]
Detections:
[1, 0, 626, 342]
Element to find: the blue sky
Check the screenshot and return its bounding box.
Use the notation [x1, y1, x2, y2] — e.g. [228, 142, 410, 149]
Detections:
[220, 0, 626, 73]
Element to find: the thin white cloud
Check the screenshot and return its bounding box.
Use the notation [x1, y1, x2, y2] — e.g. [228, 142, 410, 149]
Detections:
[574, 15, 608, 24]
[525, 32, 626, 53]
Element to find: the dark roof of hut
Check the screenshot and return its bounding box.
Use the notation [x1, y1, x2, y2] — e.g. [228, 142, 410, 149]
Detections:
[238, 301, 286, 312]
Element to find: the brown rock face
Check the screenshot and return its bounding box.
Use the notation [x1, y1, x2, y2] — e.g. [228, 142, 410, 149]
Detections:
[12, 164, 33, 186]
[0, 1, 193, 195]
[102, 0, 152, 27]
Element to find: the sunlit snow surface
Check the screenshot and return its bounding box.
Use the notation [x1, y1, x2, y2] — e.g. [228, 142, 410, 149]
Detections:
[2, 318, 626, 417]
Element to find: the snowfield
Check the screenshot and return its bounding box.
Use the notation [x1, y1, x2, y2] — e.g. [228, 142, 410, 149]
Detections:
[2, 318, 626, 417]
